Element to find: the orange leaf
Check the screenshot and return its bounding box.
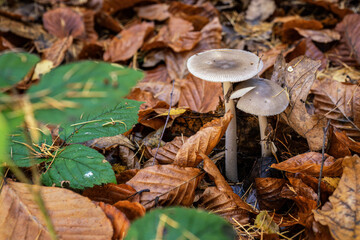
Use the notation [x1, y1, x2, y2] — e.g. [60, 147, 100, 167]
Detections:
[271, 152, 343, 177]
[148, 136, 187, 164]
[83, 183, 139, 204]
[255, 178, 287, 210]
[174, 111, 232, 167]
[113, 200, 146, 221]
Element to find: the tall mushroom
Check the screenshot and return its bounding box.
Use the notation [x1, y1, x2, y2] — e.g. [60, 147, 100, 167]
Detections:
[230, 78, 289, 157]
[187, 49, 263, 182]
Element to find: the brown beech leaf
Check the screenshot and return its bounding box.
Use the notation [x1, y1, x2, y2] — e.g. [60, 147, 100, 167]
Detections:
[174, 111, 232, 167]
[281, 18, 323, 43]
[84, 134, 135, 151]
[43, 7, 85, 39]
[314, 155, 360, 240]
[0, 36, 14, 51]
[168, 2, 219, 24]
[127, 88, 162, 110]
[271, 152, 343, 177]
[148, 136, 187, 164]
[96, 201, 130, 240]
[332, 129, 360, 153]
[312, 79, 360, 138]
[143, 16, 201, 53]
[0, 180, 113, 239]
[255, 178, 287, 210]
[178, 73, 223, 113]
[328, 128, 352, 158]
[102, 0, 149, 14]
[126, 164, 203, 209]
[43, 36, 73, 67]
[198, 153, 255, 225]
[334, 14, 360, 65]
[113, 200, 146, 221]
[82, 183, 139, 204]
[294, 28, 340, 43]
[95, 11, 123, 33]
[135, 3, 170, 21]
[273, 55, 326, 150]
[164, 17, 222, 80]
[136, 81, 181, 107]
[104, 21, 154, 62]
[137, 101, 170, 130]
[116, 169, 139, 184]
[259, 43, 290, 75]
[303, 0, 353, 19]
[287, 177, 318, 202]
[119, 146, 140, 169]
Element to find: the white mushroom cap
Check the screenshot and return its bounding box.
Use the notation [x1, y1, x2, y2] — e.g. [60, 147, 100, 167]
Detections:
[187, 49, 263, 82]
[233, 78, 289, 116]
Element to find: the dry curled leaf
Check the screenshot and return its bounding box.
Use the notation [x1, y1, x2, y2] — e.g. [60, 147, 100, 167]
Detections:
[178, 73, 223, 113]
[271, 152, 343, 177]
[43, 36, 73, 67]
[174, 111, 232, 167]
[255, 178, 287, 210]
[82, 183, 139, 204]
[113, 200, 146, 221]
[273, 55, 326, 150]
[312, 79, 360, 139]
[43, 7, 85, 39]
[135, 3, 170, 21]
[126, 164, 203, 209]
[198, 153, 255, 225]
[332, 129, 360, 153]
[147, 136, 187, 164]
[294, 28, 340, 43]
[143, 16, 201, 53]
[314, 155, 360, 240]
[104, 21, 154, 62]
[0, 180, 113, 239]
[96, 201, 130, 240]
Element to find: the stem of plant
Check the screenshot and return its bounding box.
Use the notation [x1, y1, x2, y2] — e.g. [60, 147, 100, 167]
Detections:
[258, 115, 272, 157]
[223, 81, 238, 182]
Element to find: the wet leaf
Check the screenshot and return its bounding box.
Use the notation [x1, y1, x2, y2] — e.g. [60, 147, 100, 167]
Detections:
[126, 164, 202, 209]
[174, 111, 232, 167]
[0, 180, 113, 239]
[314, 155, 360, 240]
[271, 152, 343, 177]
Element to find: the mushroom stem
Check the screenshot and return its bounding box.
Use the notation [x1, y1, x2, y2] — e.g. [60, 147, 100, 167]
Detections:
[223, 81, 238, 182]
[258, 115, 272, 157]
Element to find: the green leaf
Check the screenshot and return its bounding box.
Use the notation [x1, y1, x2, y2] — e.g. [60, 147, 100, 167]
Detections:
[41, 144, 116, 189]
[0, 52, 40, 88]
[9, 130, 52, 167]
[62, 99, 142, 143]
[0, 112, 9, 175]
[125, 207, 236, 240]
[28, 61, 143, 124]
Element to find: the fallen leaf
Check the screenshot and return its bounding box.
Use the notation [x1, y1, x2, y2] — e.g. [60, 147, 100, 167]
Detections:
[113, 200, 146, 221]
[126, 164, 203, 209]
[245, 0, 276, 23]
[271, 152, 343, 177]
[332, 129, 360, 153]
[312, 79, 360, 138]
[96, 201, 130, 240]
[254, 211, 280, 234]
[43, 7, 85, 39]
[104, 21, 154, 62]
[136, 81, 180, 106]
[135, 3, 170, 21]
[255, 178, 287, 210]
[294, 28, 340, 43]
[82, 183, 139, 204]
[43, 36, 73, 67]
[148, 136, 187, 164]
[102, 0, 149, 14]
[0, 180, 113, 239]
[314, 155, 360, 240]
[281, 18, 323, 43]
[273, 55, 326, 150]
[178, 73, 223, 113]
[174, 111, 232, 167]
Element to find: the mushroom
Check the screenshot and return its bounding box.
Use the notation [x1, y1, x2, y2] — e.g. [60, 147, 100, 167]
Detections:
[187, 49, 263, 182]
[230, 78, 289, 157]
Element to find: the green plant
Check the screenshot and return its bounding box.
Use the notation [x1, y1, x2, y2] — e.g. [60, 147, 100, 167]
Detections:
[125, 207, 237, 240]
[0, 51, 143, 189]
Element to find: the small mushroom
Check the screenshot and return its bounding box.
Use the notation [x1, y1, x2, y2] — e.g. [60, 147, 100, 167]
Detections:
[187, 49, 263, 181]
[230, 78, 289, 157]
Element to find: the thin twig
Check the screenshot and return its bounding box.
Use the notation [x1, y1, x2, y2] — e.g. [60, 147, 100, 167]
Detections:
[153, 79, 175, 165]
[317, 119, 331, 206]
